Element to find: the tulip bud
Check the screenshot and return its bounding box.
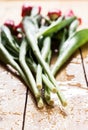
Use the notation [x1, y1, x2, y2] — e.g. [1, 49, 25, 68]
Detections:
[78, 18, 82, 25]
[21, 4, 33, 17]
[47, 9, 61, 20]
[4, 20, 15, 29]
[65, 10, 74, 18]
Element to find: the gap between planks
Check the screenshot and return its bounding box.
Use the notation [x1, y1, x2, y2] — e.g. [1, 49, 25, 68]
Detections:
[22, 88, 28, 130]
[79, 48, 88, 87]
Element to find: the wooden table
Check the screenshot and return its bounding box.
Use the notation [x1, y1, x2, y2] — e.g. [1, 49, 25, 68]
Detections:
[0, 1, 88, 130]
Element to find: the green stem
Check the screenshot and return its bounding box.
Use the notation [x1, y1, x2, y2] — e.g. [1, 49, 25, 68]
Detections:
[44, 47, 54, 106]
[58, 28, 68, 55]
[42, 75, 57, 93]
[19, 39, 40, 98]
[36, 64, 42, 90]
[0, 39, 29, 87]
[23, 18, 67, 106]
[46, 50, 52, 64]
[1, 25, 19, 53]
[44, 86, 54, 106]
[37, 97, 44, 109]
[68, 19, 80, 36]
[41, 37, 51, 59]
[36, 36, 53, 91]
[26, 58, 37, 73]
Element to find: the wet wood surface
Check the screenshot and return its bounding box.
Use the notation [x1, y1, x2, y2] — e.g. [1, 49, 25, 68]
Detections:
[0, 1, 88, 130]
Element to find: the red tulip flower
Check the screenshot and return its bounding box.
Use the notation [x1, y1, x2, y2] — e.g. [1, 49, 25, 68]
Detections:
[47, 9, 62, 20]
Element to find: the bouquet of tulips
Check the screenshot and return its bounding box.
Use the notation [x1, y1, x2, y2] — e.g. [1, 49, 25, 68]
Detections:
[0, 3, 88, 108]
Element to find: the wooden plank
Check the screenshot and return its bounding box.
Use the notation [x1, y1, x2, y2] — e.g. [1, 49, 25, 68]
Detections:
[0, 64, 27, 130]
[24, 91, 88, 130]
[0, 2, 27, 130]
[55, 50, 87, 88]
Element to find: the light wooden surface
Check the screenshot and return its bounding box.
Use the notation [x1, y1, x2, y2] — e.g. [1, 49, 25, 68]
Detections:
[0, 1, 88, 130]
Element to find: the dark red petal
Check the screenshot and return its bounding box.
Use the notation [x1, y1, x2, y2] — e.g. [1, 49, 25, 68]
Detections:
[38, 6, 42, 14]
[48, 9, 61, 17]
[15, 22, 22, 30]
[21, 3, 33, 17]
[4, 20, 15, 28]
[65, 10, 74, 17]
[78, 18, 82, 25]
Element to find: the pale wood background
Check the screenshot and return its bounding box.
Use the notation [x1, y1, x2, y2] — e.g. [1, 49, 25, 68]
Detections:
[0, 1, 88, 130]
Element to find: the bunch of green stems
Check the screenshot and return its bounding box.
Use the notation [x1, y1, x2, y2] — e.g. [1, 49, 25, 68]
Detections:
[1, 7, 88, 108]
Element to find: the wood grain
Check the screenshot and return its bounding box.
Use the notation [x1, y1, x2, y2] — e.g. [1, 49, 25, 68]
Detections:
[0, 64, 27, 130]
